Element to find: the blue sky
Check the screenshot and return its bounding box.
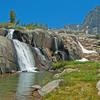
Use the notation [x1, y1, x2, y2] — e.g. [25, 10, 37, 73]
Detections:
[0, 0, 100, 28]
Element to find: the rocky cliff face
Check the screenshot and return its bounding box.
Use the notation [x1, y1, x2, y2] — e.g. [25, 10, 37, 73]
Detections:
[0, 27, 99, 74]
[63, 6, 100, 34]
[81, 6, 100, 34]
[12, 29, 83, 62]
[0, 28, 87, 73]
[0, 36, 18, 74]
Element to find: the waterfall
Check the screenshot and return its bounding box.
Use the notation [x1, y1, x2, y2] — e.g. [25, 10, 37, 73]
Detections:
[6, 29, 36, 72]
[34, 47, 46, 60]
[6, 29, 15, 39]
[78, 41, 96, 54]
[54, 37, 58, 53]
[76, 41, 97, 62]
[13, 40, 36, 72]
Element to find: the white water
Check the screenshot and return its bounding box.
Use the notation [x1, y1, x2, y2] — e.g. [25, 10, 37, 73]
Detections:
[6, 29, 15, 39]
[76, 58, 88, 62]
[6, 29, 36, 72]
[54, 37, 59, 54]
[34, 47, 46, 60]
[13, 40, 36, 72]
[78, 41, 96, 54]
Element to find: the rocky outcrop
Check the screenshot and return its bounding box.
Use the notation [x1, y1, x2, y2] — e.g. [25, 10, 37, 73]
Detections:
[63, 6, 100, 34]
[64, 24, 81, 31]
[0, 28, 8, 36]
[78, 34, 100, 61]
[0, 27, 99, 73]
[12, 29, 83, 62]
[58, 34, 83, 60]
[13, 30, 30, 44]
[31, 47, 52, 71]
[0, 36, 18, 74]
[32, 79, 63, 99]
[81, 6, 100, 34]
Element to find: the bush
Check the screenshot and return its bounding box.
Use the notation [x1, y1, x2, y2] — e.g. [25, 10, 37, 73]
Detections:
[52, 62, 67, 69]
[96, 34, 100, 39]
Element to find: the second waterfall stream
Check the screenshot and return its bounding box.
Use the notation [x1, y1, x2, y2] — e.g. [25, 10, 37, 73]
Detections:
[6, 29, 36, 72]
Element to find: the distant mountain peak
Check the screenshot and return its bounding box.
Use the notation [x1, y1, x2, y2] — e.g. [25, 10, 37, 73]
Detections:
[95, 6, 100, 10]
[81, 6, 100, 34]
[63, 6, 100, 34]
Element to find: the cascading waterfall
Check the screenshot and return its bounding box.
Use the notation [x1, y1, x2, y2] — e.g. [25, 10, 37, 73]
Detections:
[6, 29, 15, 39]
[6, 29, 36, 72]
[76, 41, 97, 62]
[54, 37, 58, 54]
[78, 41, 96, 54]
[13, 40, 36, 72]
[34, 47, 46, 60]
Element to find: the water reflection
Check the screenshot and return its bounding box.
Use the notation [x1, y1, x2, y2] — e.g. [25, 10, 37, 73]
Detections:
[16, 71, 52, 100]
[16, 72, 35, 100]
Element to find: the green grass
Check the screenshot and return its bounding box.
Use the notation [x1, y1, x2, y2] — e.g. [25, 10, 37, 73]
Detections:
[44, 61, 100, 100]
[0, 23, 16, 28]
[0, 22, 46, 30]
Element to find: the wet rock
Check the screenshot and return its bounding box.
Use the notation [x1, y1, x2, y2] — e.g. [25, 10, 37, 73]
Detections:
[0, 36, 18, 74]
[32, 85, 41, 91]
[13, 30, 30, 44]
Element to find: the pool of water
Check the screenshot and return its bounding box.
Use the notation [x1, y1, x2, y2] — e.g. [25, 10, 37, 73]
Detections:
[0, 71, 53, 100]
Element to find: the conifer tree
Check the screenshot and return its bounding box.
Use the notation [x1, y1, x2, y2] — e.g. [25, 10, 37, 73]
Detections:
[10, 10, 16, 24]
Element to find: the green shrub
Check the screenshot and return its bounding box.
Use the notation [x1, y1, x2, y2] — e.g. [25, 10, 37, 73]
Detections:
[0, 23, 16, 28]
[52, 62, 67, 69]
[52, 60, 95, 70]
[96, 34, 100, 39]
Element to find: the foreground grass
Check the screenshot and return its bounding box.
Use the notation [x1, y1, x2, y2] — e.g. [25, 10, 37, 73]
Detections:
[44, 61, 100, 100]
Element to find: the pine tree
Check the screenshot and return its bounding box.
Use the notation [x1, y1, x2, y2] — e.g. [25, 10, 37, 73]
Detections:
[10, 10, 16, 24]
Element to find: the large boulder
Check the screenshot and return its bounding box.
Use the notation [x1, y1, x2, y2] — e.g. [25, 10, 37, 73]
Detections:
[0, 36, 18, 74]
[13, 30, 30, 44]
[0, 28, 8, 36]
[32, 79, 63, 97]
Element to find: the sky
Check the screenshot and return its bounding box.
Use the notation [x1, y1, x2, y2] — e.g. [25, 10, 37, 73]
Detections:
[0, 0, 100, 28]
